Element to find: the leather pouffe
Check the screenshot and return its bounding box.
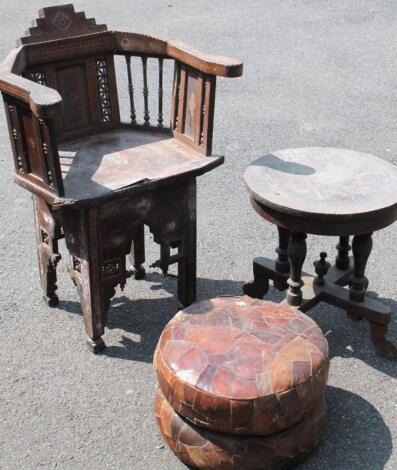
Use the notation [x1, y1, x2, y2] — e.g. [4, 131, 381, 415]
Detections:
[154, 296, 329, 469]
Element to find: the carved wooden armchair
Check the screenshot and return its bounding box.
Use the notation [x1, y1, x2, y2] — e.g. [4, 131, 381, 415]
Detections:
[0, 4, 242, 352]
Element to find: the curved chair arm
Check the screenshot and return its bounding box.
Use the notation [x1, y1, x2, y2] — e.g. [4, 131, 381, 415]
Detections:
[113, 31, 243, 77]
[167, 40, 242, 78]
[0, 72, 62, 118]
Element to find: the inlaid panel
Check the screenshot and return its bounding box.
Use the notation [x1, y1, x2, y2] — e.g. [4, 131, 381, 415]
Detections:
[56, 64, 92, 133]
[172, 63, 216, 156]
[183, 69, 199, 140]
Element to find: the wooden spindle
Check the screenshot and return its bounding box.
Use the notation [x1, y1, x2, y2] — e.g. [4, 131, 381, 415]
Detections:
[158, 58, 164, 127]
[125, 55, 137, 125]
[141, 56, 150, 126]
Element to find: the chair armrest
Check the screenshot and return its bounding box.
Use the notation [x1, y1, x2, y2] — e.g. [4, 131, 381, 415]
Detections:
[0, 72, 62, 118]
[167, 40, 243, 78]
[113, 31, 242, 78]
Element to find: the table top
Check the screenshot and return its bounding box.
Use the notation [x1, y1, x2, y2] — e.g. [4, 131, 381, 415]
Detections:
[244, 147, 397, 235]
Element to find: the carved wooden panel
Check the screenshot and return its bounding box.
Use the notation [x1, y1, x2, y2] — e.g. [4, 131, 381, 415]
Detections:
[2, 95, 63, 195]
[18, 4, 107, 45]
[24, 53, 120, 141]
[171, 62, 216, 156]
[95, 58, 113, 123]
[56, 64, 92, 133]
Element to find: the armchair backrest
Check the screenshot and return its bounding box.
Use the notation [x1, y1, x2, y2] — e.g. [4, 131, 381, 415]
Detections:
[21, 4, 120, 142]
[0, 4, 242, 203]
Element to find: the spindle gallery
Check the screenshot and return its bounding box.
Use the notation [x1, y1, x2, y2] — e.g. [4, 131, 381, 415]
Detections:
[0, 4, 242, 353]
[1, 4, 396, 470]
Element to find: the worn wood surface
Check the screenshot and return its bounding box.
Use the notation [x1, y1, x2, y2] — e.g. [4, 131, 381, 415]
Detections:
[245, 148, 397, 236]
[0, 5, 242, 351]
[59, 128, 222, 201]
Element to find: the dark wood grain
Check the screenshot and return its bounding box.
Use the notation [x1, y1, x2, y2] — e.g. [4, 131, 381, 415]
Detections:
[244, 147, 397, 360]
[244, 148, 397, 236]
[0, 5, 242, 352]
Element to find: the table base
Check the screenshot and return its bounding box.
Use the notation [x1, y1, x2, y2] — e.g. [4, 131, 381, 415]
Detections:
[244, 255, 397, 361]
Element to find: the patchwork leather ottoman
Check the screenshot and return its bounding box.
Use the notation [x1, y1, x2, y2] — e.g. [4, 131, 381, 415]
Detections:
[154, 296, 329, 469]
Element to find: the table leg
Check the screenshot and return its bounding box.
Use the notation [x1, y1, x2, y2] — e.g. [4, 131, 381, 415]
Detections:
[243, 226, 290, 299]
[335, 236, 351, 271]
[287, 231, 307, 306]
[274, 226, 290, 290]
[349, 233, 372, 302]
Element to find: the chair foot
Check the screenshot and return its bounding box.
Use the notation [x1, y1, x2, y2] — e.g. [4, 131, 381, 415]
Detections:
[43, 293, 59, 307]
[86, 337, 106, 354]
[134, 265, 146, 280]
[243, 278, 269, 299]
[370, 323, 397, 360]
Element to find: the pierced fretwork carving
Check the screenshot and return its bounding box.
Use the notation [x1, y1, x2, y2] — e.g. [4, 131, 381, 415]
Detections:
[7, 105, 24, 172]
[73, 257, 81, 272]
[29, 71, 47, 86]
[141, 57, 150, 126]
[41, 229, 49, 244]
[95, 58, 112, 122]
[103, 260, 120, 277]
[38, 118, 54, 188]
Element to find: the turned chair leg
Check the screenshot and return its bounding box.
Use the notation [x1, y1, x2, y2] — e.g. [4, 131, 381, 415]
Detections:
[177, 181, 196, 307]
[33, 195, 61, 307]
[130, 223, 146, 280]
[287, 231, 307, 306]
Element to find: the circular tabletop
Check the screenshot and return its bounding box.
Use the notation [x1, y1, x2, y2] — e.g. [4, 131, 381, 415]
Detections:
[244, 147, 397, 235]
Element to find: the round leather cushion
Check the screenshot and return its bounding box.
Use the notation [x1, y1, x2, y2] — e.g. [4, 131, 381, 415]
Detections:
[154, 296, 329, 436]
[155, 387, 326, 470]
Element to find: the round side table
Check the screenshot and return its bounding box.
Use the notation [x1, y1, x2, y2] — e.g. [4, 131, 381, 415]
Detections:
[243, 147, 397, 360]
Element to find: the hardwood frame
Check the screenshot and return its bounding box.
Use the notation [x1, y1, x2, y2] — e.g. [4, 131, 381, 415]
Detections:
[0, 4, 242, 352]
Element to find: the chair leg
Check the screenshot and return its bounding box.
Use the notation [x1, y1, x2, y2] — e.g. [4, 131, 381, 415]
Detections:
[177, 181, 197, 307]
[33, 195, 61, 307]
[130, 223, 145, 280]
[65, 207, 107, 354]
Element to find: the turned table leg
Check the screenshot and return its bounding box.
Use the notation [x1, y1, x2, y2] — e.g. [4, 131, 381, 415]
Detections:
[348, 233, 396, 359]
[335, 236, 351, 271]
[349, 233, 372, 302]
[287, 231, 307, 306]
[273, 226, 290, 290]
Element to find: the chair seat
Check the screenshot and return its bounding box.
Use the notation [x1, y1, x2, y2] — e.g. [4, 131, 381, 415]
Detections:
[59, 128, 222, 201]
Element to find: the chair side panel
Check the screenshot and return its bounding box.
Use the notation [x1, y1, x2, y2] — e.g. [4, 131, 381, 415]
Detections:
[171, 62, 216, 156]
[2, 94, 64, 196]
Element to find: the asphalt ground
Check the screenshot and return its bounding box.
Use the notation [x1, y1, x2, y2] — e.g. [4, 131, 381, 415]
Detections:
[0, 1, 396, 469]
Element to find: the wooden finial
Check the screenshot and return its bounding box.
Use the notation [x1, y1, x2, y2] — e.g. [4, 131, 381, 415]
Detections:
[313, 252, 330, 286]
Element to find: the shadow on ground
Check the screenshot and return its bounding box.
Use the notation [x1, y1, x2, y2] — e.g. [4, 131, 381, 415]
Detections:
[57, 272, 397, 378]
[56, 272, 394, 468]
[304, 386, 392, 470]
